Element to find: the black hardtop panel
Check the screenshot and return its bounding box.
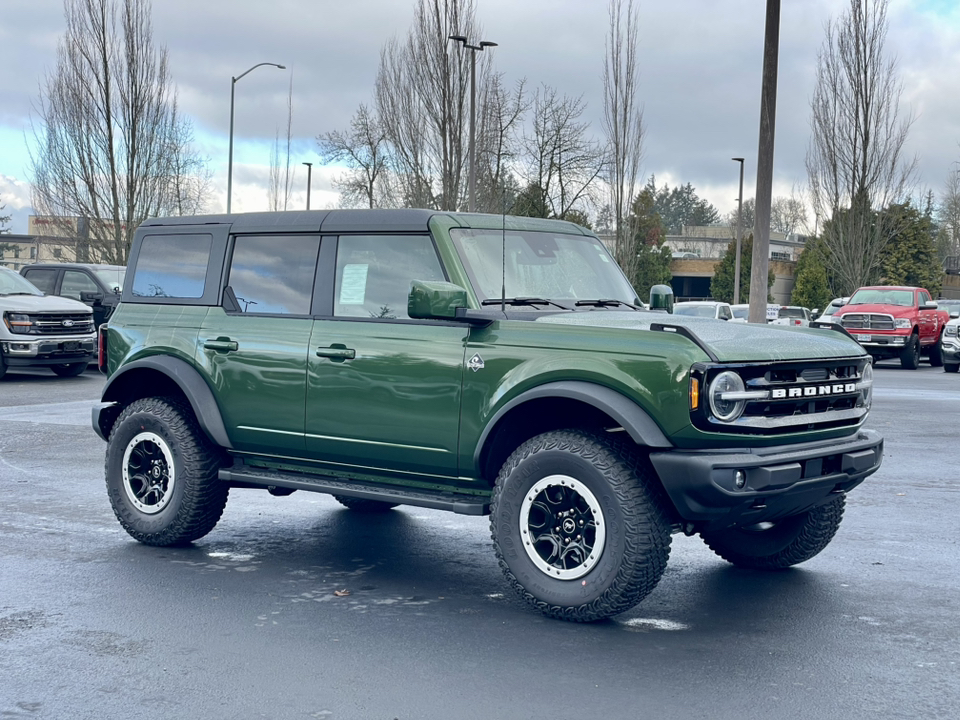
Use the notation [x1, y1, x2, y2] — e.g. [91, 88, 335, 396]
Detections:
[319, 208, 437, 233]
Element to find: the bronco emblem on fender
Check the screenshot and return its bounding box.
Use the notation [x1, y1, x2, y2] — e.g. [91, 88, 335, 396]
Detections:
[467, 353, 484, 372]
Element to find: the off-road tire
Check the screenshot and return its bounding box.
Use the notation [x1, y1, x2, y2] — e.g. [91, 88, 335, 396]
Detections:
[900, 334, 920, 369]
[0, 356, 6, 380]
[701, 495, 845, 570]
[105, 397, 228, 546]
[490, 430, 672, 622]
[945, 363, 959, 374]
[333, 496, 398, 512]
[928, 334, 944, 367]
[51, 362, 88, 377]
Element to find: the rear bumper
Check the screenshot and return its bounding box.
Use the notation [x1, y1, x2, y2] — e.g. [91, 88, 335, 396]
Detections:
[649, 429, 883, 531]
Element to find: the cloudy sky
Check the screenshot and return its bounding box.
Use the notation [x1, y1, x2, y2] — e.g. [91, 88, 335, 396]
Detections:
[1, 0, 959, 234]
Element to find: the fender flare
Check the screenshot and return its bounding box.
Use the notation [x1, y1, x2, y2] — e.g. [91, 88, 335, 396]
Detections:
[97, 355, 232, 448]
[473, 380, 672, 470]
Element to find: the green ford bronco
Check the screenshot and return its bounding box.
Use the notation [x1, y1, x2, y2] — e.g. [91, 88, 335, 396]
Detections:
[93, 209, 882, 622]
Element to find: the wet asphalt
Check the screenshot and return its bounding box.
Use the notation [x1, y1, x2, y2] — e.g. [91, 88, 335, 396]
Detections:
[0, 361, 957, 720]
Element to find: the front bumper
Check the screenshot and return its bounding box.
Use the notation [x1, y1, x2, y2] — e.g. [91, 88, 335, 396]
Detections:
[649, 429, 883, 531]
[942, 337, 960, 363]
[1, 335, 96, 366]
[846, 331, 907, 349]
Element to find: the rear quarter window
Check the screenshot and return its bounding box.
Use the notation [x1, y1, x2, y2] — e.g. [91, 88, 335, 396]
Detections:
[131, 234, 212, 298]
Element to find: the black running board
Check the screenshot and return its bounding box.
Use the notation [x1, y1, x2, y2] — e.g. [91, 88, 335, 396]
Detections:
[219, 465, 491, 516]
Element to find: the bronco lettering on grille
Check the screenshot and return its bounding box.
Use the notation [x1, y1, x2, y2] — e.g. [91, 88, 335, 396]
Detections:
[771, 383, 857, 399]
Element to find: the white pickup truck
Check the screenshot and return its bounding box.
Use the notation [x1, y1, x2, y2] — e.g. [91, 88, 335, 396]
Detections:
[0, 266, 96, 379]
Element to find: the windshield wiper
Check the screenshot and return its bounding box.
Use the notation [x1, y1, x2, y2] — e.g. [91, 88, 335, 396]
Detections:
[2, 292, 39, 296]
[574, 299, 641, 310]
[481, 297, 570, 310]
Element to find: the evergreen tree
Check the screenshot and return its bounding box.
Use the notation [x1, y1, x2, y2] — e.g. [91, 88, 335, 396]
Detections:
[627, 187, 671, 300]
[644, 176, 720, 234]
[710, 234, 775, 303]
[879, 201, 942, 295]
[791, 236, 833, 312]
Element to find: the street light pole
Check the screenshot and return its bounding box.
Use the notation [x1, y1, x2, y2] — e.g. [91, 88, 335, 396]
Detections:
[732, 157, 745, 305]
[227, 62, 286, 214]
[302, 162, 313, 210]
[448, 35, 497, 213]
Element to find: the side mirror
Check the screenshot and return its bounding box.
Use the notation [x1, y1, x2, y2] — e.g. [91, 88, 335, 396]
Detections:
[649, 284, 674, 313]
[80, 291, 104, 304]
[408, 280, 469, 320]
[923, 301, 938, 310]
[812, 308, 820, 317]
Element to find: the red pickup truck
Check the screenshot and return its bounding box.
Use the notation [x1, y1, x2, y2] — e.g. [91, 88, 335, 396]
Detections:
[834, 286, 949, 369]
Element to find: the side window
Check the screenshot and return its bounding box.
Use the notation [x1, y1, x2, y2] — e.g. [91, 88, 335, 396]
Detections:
[920, 290, 931, 306]
[719, 305, 732, 321]
[132, 234, 212, 298]
[61, 270, 100, 300]
[23, 269, 58, 294]
[334, 235, 445, 320]
[227, 235, 320, 314]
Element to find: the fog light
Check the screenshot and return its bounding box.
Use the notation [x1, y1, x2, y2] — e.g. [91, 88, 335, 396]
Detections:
[734, 470, 747, 489]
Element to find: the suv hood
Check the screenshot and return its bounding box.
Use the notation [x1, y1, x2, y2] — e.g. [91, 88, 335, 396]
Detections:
[534, 311, 864, 362]
[1, 294, 92, 313]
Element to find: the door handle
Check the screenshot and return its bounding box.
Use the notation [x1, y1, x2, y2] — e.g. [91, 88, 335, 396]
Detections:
[315, 346, 356, 360]
[204, 338, 239, 352]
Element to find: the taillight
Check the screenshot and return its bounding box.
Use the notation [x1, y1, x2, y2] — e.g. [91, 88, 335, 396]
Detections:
[98, 324, 108, 373]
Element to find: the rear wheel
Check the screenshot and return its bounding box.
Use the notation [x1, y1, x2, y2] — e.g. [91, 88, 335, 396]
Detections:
[51, 362, 88, 377]
[945, 363, 959, 374]
[701, 495, 845, 570]
[105, 397, 228, 546]
[490, 430, 672, 622]
[929, 335, 944, 367]
[900, 334, 920, 369]
[0, 355, 6, 380]
[333, 496, 398, 512]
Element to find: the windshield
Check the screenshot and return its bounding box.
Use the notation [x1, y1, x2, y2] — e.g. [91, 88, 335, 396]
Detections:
[674, 304, 718, 318]
[450, 229, 637, 306]
[0, 267, 43, 296]
[93, 267, 125, 293]
[848, 288, 914, 306]
[731, 305, 749, 319]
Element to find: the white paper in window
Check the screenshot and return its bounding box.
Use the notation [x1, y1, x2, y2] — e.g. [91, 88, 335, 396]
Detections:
[339, 263, 369, 305]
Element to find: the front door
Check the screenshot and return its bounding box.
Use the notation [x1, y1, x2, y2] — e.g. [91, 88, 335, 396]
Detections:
[305, 234, 466, 477]
[195, 234, 321, 455]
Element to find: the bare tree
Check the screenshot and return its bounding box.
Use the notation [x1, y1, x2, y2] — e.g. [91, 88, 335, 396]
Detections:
[30, 0, 210, 265]
[317, 104, 391, 209]
[0, 195, 10, 233]
[805, 0, 916, 294]
[375, 0, 487, 210]
[521, 85, 604, 221]
[269, 75, 296, 211]
[937, 158, 960, 261]
[770, 195, 809, 236]
[474, 74, 527, 213]
[602, 0, 645, 280]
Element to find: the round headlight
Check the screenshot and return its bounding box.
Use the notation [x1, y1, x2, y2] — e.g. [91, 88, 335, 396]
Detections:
[859, 360, 873, 409]
[709, 371, 746, 422]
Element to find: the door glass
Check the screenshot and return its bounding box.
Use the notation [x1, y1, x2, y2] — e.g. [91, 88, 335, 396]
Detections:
[22, 269, 58, 294]
[227, 235, 320, 314]
[61, 270, 100, 300]
[334, 235, 445, 320]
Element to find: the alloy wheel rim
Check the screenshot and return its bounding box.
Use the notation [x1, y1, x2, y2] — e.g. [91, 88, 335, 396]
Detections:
[122, 431, 175, 514]
[519, 474, 606, 580]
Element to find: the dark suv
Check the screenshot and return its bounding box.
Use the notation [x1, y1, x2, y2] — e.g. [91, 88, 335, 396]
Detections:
[21, 263, 125, 329]
[93, 209, 883, 622]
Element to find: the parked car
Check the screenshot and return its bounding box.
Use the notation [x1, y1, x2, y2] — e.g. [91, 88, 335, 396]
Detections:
[729, 303, 780, 323]
[813, 297, 849, 325]
[1, 266, 96, 379]
[834, 285, 949, 369]
[21, 263, 125, 329]
[672, 300, 735, 321]
[772, 306, 813, 327]
[92, 208, 882, 623]
[939, 308, 960, 373]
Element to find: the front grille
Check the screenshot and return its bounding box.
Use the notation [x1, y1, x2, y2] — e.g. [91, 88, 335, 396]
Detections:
[27, 313, 94, 335]
[694, 358, 870, 435]
[841, 313, 895, 331]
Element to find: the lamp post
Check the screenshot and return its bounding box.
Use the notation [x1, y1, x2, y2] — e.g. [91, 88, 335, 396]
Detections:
[302, 162, 313, 210]
[227, 62, 286, 214]
[448, 35, 497, 212]
[732, 157, 745, 305]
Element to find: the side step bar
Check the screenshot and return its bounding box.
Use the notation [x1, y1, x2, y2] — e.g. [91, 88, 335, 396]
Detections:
[219, 465, 491, 516]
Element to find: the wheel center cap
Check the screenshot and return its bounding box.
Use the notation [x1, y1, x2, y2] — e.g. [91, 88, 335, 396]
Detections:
[152, 466, 162, 479]
[562, 518, 576, 534]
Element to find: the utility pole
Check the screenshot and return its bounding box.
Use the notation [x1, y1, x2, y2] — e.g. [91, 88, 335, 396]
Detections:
[749, 0, 780, 323]
[732, 157, 745, 306]
[302, 162, 313, 210]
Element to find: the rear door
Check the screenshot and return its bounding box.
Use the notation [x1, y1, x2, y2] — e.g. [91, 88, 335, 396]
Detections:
[21, 267, 61, 295]
[195, 234, 320, 455]
[304, 234, 466, 476]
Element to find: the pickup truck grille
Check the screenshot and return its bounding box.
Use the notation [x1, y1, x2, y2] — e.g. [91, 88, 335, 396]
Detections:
[841, 313, 895, 331]
[24, 313, 94, 335]
[694, 358, 870, 436]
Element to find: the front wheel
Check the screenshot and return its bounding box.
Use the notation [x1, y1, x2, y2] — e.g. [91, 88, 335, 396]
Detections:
[701, 495, 845, 570]
[928, 335, 944, 367]
[945, 363, 959, 374]
[490, 430, 672, 622]
[51, 362, 88, 377]
[900, 334, 920, 369]
[105, 397, 228, 546]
